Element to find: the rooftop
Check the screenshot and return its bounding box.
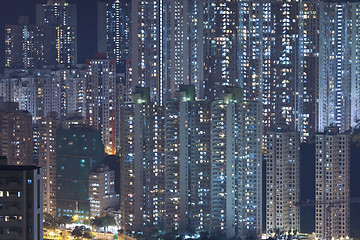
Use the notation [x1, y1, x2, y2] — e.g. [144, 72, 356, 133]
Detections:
[0, 165, 40, 171]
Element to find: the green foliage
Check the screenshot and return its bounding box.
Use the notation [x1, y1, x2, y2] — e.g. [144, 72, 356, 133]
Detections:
[83, 230, 95, 239]
[58, 215, 73, 226]
[102, 215, 116, 226]
[71, 226, 84, 237]
[43, 213, 57, 230]
[91, 217, 103, 229]
[43, 214, 75, 230]
[91, 215, 116, 232]
[71, 226, 94, 239]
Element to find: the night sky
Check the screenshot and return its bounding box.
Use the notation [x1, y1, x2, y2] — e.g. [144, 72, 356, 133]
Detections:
[0, 0, 102, 73]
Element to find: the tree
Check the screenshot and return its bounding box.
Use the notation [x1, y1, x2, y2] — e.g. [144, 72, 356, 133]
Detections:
[102, 215, 116, 232]
[91, 217, 103, 232]
[43, 213, 57, 229]
[83, 218, 92, 225]
[71, 226, 83, 238]
[71, 226, 94, 239]
[91, 217, 103, 238]
[92, 215, 116, 233]
[83, 230, 95, 239]
[58, 215, 72, 228]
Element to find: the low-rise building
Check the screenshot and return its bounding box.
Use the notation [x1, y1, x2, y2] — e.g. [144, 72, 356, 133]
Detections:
[0, 157, 43, 240]
[89, 166, 119, 218]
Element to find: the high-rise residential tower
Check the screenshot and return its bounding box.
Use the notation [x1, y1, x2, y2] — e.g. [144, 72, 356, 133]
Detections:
[265, 129, 300, 233]
[210, 89, 262, 239]
[318, 1, 360, 132]
[0, 102, 33, 165]
[0, 67, 87, 122]
[89, 165, 119, 218]
[131, 0, 190, 105]
[269, 1, 300, 133]
[164, 86, 211, 233]
[86, 57, 117, 155]
[202, 1, 239, 100]
[238, 1, 272, 104]
[4, 17, 52, 69]
[298, 1, 320, 141]
[120, 88, 165, 232]
[56, 120, 104, 219]
[315, 126, 350, 239]
[36, 0, 77, 67]
[236, 101, 263, 238]
[29, 70, 62, 123]
[98, 0, 131, 68]
[55, 67, 87, 119]
[39, 112, 58, 215]
[0, 159, 43, 240]
[238, 1, 319, 141]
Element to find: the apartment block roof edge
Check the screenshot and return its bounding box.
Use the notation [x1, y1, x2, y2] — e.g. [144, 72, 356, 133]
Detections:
[0, 156, 40, 170]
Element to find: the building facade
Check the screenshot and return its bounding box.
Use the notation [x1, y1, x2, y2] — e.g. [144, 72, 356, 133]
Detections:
[0, 102, 33, 165]
[315, 127, 350, 239]
[4, 17, 53, 69]
[89, 166, 119, 218]
[97, 0, 131, 68]
[318, 1, 360, 132]
[210, 91, 262, 239]
[56, 122, 104, 219]
[120, 88, 165, 233]
[120, 87, 262, 238]
[38, 112, 58, 216]
[36, 0, 77, 67]
[164, 86, 211, 233]
[0, 67, 87, 123]
[298, 1, 320, 141]
[131, 0, 190, 105]
[202, 1, 239, 100]
[0, 160, 43, 240]
[265, 130, 300, 233]
[86, 57, 117, 155]
[238, 0, 319, 141]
